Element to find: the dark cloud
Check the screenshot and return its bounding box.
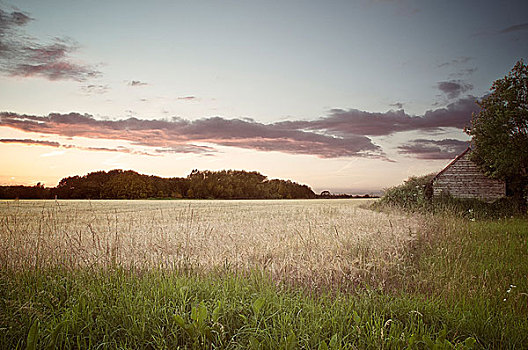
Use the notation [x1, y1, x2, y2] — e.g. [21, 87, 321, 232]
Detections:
[129, 80, 147, 86]
[0, 138, 60, 147]
[0, 96, 478, 159]
[389, 102, 403, 109]
[437, 80, 473, 99]
[279, 96, 478, 136]
[499, 22, 528, 34]
[0, 7, 99, 81]
[398, 139, 469, 159]
[0, 111, 384, 159]
[0, 9, 31, 32]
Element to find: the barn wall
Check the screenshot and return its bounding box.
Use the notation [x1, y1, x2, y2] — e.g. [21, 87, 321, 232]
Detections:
[433, 151, 505, 202]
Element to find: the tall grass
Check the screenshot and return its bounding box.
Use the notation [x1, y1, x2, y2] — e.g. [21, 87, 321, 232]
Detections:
[0, 199, 421, 290]
[1, 199, 527, 348]
[1, 267, 484, 349]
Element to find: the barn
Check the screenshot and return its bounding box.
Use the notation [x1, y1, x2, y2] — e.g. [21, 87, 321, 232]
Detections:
[431, 147, 506, 202]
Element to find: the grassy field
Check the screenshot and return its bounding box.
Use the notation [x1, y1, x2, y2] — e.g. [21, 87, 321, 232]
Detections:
[0, 199, 421, 289]
[1, 199, 527, 348]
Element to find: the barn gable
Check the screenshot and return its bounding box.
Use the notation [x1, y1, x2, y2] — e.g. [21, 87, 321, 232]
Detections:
[432, 147, 506, 202]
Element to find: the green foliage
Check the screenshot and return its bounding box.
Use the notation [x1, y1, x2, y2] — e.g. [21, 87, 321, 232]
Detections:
[466, 59, 528, 198]
[3, 214, 528, 350]
[429, 195, 525, 219]
[0, 268, 491, 349]
[186, 169, 316, 199]
[0, 183, 51, 199]
[377, 174, 434, 210]
[25, 319, 39, 350]
[410, 217, 528, 347]
[2, 202, 527, 348]
[1, 169, 316, 200]
[377, 174, 525, 219]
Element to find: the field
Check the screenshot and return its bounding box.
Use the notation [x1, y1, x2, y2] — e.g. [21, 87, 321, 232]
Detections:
[1, 199, 421, 289]
[1, 199, 527, 348]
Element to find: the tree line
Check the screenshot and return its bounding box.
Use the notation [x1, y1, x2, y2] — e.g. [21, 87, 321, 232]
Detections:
[0, 169, 317, 200]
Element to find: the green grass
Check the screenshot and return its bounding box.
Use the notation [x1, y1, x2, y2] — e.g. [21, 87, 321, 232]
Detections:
[1, 214, 527, 349]
[2, 267, 481, 349]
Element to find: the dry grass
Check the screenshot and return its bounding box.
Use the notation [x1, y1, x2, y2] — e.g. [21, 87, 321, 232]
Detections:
[0, 199, 422, 289]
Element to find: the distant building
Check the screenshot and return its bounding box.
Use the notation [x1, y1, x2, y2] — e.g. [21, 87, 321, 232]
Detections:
[431, 147, 506, 202]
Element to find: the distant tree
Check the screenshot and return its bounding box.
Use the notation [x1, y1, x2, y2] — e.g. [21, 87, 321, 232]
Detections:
[466, 59, 528, 201]
[320, 191, 331, 198]
[1, 168, 315, 199]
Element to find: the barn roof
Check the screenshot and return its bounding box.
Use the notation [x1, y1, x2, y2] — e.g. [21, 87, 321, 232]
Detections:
[433, 146, 472, 180]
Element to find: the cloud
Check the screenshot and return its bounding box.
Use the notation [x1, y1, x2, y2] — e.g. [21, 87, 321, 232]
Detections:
[0, 138, 60, 147]
[437, 57, 472, 68]
[280, 96, 479, 136]
[177, 96, 197, 100]
[0, 111, 384, 159]
[499, 22, 528, 34]
[437, 80, 473, 99]
[128, 80, 147, 86]
[81, 84, 109, 94]
[0, 137, 158, 156]
[155, 145, 216, 154]
[0, 7, 100, 81]
[0, 96, 478, 159]
[398, 139, 469, 159]
[389, 102, 403, 109]
[449, 67, 477, 78]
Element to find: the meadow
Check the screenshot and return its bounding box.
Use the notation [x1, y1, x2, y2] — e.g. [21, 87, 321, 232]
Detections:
[1, 199, 526, 348]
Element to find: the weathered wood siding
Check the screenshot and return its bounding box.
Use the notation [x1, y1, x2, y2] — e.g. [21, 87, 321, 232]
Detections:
[433, 151, 505, 202]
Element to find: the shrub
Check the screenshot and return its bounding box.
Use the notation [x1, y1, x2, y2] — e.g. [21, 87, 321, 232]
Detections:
[376, 174, 526, 219]
[377, 174, 434, 211]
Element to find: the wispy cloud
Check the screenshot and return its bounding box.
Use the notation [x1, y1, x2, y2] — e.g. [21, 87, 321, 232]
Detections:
[0, 138, 60, 147]
[128, 80, 148, 86]
[449, 67, 477, 78]
[499, 22, 528, 34]
[81, 84, 109, 95]
[0, 7, 100, 81]
[398, 138, 469, 159]
[437, 56, 472, 68]
[0, 137, 159, 156]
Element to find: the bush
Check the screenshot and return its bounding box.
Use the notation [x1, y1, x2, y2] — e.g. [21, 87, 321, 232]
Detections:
[376, 174, 526, 219]
[377, 174, 434, 211]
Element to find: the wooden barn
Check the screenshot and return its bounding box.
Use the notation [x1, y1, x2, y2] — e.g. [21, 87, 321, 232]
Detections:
[431, 147, 506, 202]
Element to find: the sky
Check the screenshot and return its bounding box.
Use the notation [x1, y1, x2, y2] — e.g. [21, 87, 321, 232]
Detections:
[0, 0, 527, 194]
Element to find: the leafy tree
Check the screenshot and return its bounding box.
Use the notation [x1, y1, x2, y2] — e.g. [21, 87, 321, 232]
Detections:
[466, 59, 528, 200]
[1, 169, 315, 199]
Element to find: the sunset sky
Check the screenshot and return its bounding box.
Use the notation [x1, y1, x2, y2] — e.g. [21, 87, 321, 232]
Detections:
[1, 0, 527, 194]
